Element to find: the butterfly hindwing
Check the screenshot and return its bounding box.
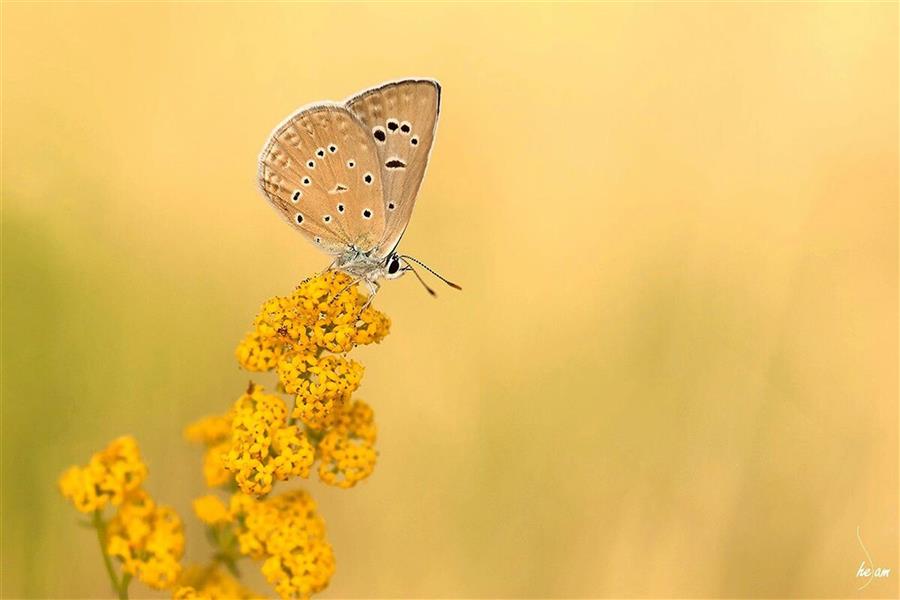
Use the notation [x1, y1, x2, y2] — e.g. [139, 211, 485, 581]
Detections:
[258, 104, 388, 254]
[345, 79, 441, 257]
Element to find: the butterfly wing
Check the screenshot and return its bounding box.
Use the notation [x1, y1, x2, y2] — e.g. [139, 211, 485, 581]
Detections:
[345, 79, 441, 258]
[258, 104, 388, 254]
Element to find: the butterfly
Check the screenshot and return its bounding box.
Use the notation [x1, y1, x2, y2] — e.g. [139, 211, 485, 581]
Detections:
[257, 78, 460, 301]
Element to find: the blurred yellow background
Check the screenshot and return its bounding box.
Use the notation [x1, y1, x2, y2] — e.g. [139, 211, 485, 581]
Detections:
[2, 2, 897, 598]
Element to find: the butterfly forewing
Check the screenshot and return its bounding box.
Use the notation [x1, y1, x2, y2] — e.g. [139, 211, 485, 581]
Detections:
[258, 104, 387, 254]
[345, 79, 440, 257]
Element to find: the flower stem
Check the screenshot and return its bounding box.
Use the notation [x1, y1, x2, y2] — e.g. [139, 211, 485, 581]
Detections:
[210, 524, 242, 577]
[92, 510, 128, 600]
[119, 573, 132, 598]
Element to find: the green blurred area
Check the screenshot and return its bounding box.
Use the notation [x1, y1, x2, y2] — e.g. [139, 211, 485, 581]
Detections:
[2, 3, 897, 598]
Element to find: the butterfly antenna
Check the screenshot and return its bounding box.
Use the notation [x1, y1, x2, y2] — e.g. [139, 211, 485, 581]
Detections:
[399, 255, 462, 291]
[404, 264, 438, 297]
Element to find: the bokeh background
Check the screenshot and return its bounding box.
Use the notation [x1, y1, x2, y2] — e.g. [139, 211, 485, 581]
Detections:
[2, 2, 897, 598]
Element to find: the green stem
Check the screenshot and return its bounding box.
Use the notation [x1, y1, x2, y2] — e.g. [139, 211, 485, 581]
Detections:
[304, 425, 325, 446]
[119, 574, 132, 598]
[92, 510, 128, 599]
[209, 524, 243, 578]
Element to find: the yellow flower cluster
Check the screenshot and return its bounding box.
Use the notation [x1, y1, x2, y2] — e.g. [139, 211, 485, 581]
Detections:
[62, 275, 392, 600]
[106, 489, 185, 589]
[174, 564, 259, 599]
[58, 436, 147, 513]
[187, 385, 379, 494]
[58, 436, 185, 594]
[278, 353, 364, 430]
[187, 273, 386, 496]
[176, 273, 391, 599]
[318, 399, 378, 489]
[184, 490, 334, 599]
[236, 271, 390, 371]
[231, 491, 335, 600]
[225, 384, 315, 495]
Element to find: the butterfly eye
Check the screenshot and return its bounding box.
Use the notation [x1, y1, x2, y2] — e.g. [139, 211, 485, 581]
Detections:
[410, 136, 419, 146]
[295, 213, 304, 224]
[328, 144, 337, 153]
[316, 148, 326, 158]
[306, 160, 315, 169]
[400, 121, 411, 134]
[362, 209, 372, 219]
[386, 119, 399, 133]
[363, 173, 373, 185]
[291, 190, 302, 203]
[346, 160, 355, 168]
[388, 257, 401, 275]
[372, 127, 386, 143]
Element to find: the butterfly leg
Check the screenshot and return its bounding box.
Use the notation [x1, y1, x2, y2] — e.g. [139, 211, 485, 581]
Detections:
[317, 258, 339, 277]
[329, 275, 362, 305]
[359, 280, 380, 314]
